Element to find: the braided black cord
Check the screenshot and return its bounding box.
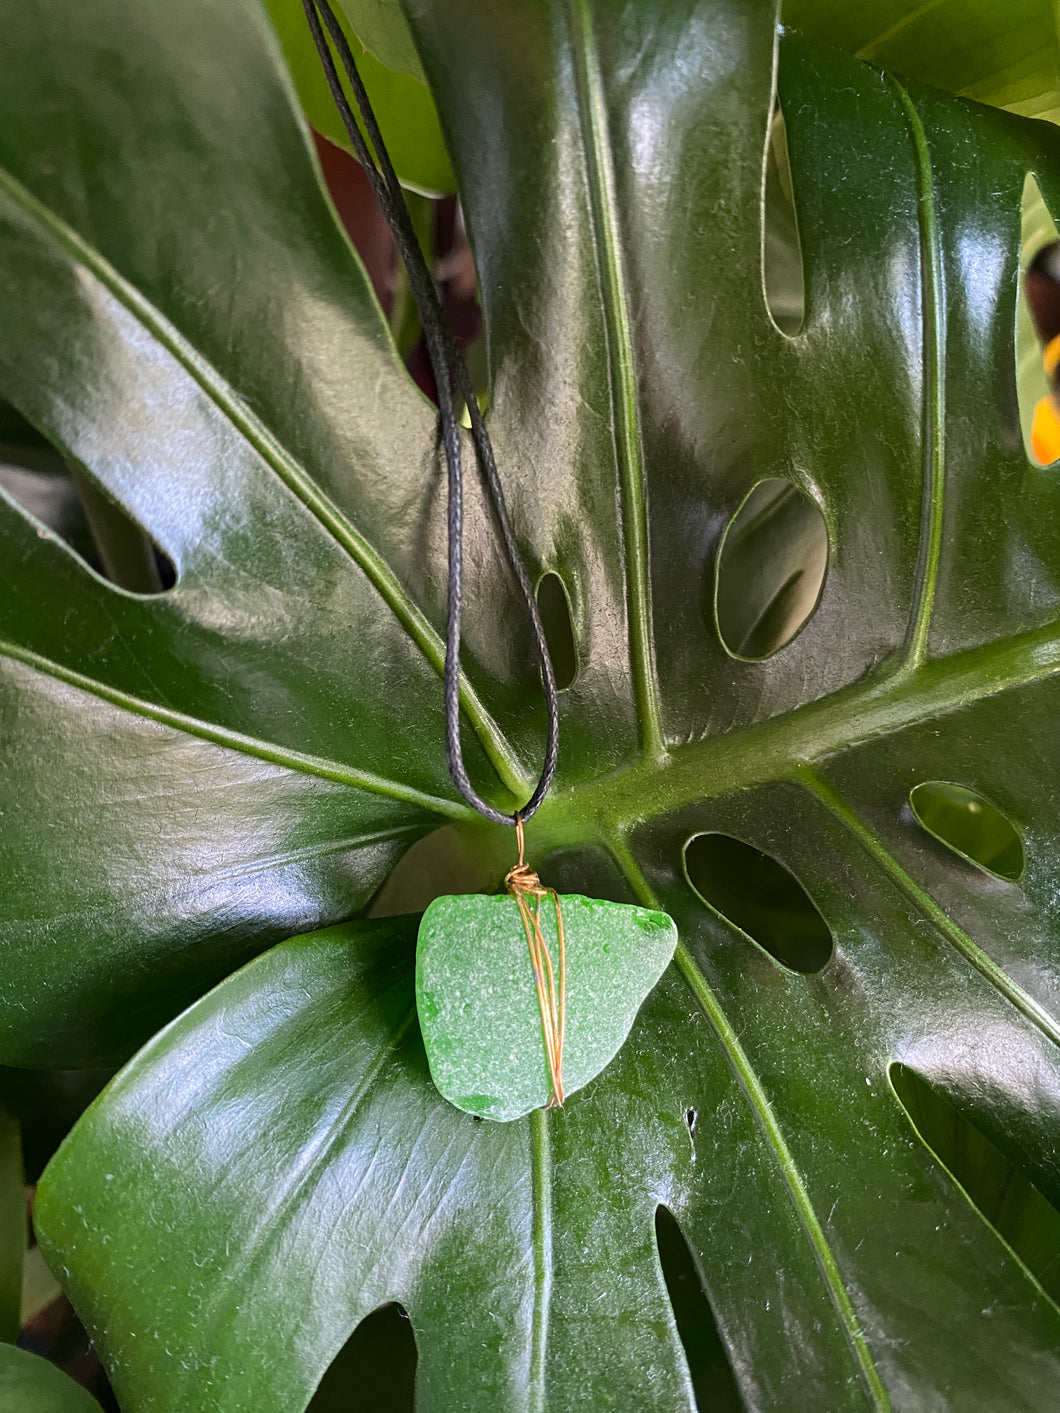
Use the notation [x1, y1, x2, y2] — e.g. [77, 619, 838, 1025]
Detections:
[301, 0, 559, 825]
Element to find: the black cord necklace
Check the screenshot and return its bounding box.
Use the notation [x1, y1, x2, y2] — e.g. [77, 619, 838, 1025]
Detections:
[301, 0, 558, 828]
[302, 3, 677, 1123]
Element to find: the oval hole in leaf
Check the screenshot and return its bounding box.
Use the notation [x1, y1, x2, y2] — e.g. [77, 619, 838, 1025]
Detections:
[0, 403, 175, 594]
[536, 570, 578, 690]
[763, 104, 805, 337]
[655, 1207, 744, 1412]
[890, 1065, 1060, 1304]
[683, 833, 833, 974]
[1017, 174, 1060, 466]
[713, 479, 828, 660]
[307, 1302, 417, 1412]
[908, 782, 1024, 882]
[1, 404, 96, 568]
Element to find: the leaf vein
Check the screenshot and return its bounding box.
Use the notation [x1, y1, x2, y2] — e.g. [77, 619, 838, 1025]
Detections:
[564, 0, 665, 761]
[529, 1106, 552, 1413]
[0, 161, 527, 799]
[0, 636, 471, 820]
[891, 76, 946, 672]
[603, 830, 890, 1410]
[800, 766, 1060, 1050]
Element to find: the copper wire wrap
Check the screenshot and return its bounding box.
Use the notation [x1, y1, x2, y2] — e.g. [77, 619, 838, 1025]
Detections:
[506, 815, 567, 1108]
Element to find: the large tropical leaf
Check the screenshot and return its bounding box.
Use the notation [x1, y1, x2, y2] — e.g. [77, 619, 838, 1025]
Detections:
[5, 0, 1060, 1406]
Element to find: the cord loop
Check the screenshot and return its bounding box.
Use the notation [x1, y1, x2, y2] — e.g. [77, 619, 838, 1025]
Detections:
[302, 0, 559, 825]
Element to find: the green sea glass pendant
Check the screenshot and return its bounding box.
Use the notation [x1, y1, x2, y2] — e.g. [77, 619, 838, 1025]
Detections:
[416, 891, 678, 1122]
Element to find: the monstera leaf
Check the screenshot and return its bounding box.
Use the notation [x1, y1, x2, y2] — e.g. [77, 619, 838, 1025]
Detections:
[2, 0, 1059, 1405]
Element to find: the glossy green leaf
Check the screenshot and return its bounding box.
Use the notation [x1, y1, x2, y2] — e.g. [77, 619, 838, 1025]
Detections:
[263, 0, 455, 194]
[0, 1344, 103, 1413]
[11, 0, 1060, 1406]
[40, 919, 714, 1411]
[890, 1063, 1060, 1303]
[417, 893, 677, 1120]
[784, 0, 1060, 123]
[0, 0, 483, 1066]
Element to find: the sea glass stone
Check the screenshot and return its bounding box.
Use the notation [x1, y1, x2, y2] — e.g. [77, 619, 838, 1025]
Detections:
[416, 893, 678, 1122]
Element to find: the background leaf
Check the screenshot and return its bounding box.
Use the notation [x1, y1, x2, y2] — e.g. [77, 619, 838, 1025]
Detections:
[784, 0, 1060, 123]
[0, 1343, 103, 1412]
[1018, 175, 1060, 455]
[10, 0, 1060, 1406]
[263, 0, 454, 193]
[340, 0, 425, 78]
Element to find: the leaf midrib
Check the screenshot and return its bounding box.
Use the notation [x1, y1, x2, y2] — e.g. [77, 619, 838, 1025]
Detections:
[529, 1107, 553, 1413]
[564, 0, 665, 764]
[540, 618, 1060, 842]
[892, 75, 946, 672]
[0, 161, 529, 803]
[6, 611, 1058, 838]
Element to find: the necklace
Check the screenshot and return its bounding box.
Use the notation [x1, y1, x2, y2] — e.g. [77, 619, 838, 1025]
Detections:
[303, 0, 677, 1120]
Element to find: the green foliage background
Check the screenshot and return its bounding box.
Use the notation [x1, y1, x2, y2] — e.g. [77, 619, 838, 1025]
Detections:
[1, 0, 1060, 1408]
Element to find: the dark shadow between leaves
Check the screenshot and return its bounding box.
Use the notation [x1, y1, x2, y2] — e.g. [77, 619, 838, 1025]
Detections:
[656, 1207, 744, 1412]
[0, 400, 175, 594]
[536, 570, 578, 690]
[367, 824, 501, 918]
[0, 1069, 113, 1185]
[712, 479, 828, 660]
[890, 1064, 1060, 1305]
[683, 832, 833, 974]
[307, 1302, 417, 1413]
[908, 782, 1024, 882]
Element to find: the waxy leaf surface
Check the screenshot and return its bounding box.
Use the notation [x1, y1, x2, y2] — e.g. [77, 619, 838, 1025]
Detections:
[12, 0, 1060, 1407]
